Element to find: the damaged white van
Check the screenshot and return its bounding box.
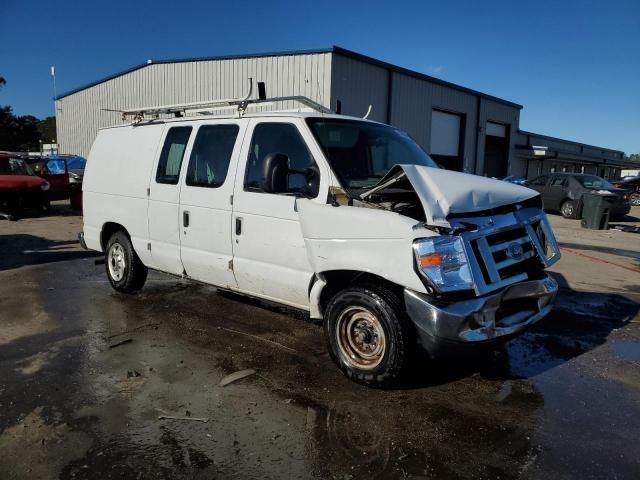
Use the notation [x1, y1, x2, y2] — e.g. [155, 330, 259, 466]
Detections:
[81, 93, 560, 387]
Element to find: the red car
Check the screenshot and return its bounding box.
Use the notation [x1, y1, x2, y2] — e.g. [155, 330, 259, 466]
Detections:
[0, 153, 51, 220]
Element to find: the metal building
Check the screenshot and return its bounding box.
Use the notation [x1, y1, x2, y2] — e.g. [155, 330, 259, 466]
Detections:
[56, 46, 626, 178]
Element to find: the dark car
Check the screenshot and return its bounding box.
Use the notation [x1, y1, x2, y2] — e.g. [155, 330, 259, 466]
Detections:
[0, 154, 50, 219]
[526, 173, 630, 219]
[612, 176, 640, 206]
[62, 155, 86, 191]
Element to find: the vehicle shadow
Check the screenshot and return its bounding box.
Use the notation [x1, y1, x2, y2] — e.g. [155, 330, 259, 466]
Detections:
[402, 271, 640, 388]
[0, 234, 100, 271]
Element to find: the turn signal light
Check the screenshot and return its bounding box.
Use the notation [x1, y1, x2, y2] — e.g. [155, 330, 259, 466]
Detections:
[419, 254, 442, 268]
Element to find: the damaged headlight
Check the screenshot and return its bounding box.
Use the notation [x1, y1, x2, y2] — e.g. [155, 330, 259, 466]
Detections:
[413, 236, 474, 292]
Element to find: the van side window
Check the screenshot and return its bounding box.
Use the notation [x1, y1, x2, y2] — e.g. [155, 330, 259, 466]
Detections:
[244, 123, 319, 197]
[185, 125, 239, 188]
[156, 127, 192, 185]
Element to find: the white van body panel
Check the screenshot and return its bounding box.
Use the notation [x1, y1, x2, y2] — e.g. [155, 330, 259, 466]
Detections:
[230, 118, 332, 309]
[83, 124, 165, 264]
[178, 119, 247, 289]
[296, 200, 431, 294]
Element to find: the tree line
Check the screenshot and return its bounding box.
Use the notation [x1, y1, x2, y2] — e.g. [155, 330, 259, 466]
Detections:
[0, 76, 57, 152]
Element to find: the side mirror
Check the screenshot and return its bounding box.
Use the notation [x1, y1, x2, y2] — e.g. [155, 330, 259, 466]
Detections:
[261, 152, 290, 194]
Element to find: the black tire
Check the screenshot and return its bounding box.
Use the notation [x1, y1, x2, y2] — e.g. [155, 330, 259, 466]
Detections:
[39, 200, 50, 216]
[324, 284, 411, 388]
[560, 199, 579, 219]
[105, 231, 148, 293]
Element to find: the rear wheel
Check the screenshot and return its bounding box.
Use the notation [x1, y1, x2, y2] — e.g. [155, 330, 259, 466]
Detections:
[324, 284, 411, 388]
[560, 199, 579, 219]
[105, 231, 147, 293]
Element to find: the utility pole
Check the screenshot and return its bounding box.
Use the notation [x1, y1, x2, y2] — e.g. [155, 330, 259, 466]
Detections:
[51, 65, 57, 150]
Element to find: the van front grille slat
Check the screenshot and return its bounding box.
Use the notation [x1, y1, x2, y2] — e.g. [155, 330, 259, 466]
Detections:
[458, 209, 561, 295]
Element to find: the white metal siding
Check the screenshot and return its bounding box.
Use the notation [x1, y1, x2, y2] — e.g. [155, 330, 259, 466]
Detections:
[57, 53, 332, 157]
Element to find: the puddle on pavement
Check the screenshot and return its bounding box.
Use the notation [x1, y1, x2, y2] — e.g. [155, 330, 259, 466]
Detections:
[3, 253, 640, 479]
[609, 341, 640, 362]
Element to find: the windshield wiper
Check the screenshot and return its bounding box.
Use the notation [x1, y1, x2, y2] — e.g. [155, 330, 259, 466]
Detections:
[359, 171, 407, 200]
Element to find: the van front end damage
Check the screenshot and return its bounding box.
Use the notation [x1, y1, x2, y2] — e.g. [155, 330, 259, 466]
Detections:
[299, 163, 562, 357]
[404, 276, 558, 356]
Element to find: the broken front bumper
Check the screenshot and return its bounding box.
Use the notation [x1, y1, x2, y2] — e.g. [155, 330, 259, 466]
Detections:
[404, 275, 558, 356]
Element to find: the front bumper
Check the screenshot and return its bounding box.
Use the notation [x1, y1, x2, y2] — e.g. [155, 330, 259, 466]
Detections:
[404, 275, 558, 357]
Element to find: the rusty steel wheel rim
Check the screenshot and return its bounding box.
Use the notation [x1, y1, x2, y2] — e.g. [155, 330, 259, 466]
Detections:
[336, 306, 386, 370]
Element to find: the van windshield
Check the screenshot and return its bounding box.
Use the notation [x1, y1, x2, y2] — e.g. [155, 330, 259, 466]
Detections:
[306, 118, 437, 189]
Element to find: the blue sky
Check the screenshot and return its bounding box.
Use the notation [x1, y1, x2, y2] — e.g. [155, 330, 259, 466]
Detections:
[1, 0, 639, 153]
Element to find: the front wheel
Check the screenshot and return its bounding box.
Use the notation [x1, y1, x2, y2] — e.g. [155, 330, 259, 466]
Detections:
[324, 285, 411, 388]
[105, 231, 148, 293]
[560, 199, 580, 219]
[630, 193, 640, 207]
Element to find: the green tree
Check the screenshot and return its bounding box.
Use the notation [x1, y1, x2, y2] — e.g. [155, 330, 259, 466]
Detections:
[37, 116, 56, 144]
[0, 106, 41, 151]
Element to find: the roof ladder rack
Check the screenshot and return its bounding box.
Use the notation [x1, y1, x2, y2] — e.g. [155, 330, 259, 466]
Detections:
[103, 78, 332, 123]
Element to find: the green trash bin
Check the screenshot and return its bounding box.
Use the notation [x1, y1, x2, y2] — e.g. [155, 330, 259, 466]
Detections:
[580, 192, 615, 230]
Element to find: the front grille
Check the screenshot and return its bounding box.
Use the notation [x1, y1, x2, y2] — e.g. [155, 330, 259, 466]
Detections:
[458, 208, 560, 295]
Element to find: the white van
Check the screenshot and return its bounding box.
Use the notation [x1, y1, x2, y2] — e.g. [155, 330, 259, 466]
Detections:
[81, 98, 560, 387]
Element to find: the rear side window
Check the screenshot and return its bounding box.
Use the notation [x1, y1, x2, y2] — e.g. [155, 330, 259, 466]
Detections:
[156, 127, 192, 184]
[185, 125, 239, 188]
[550, 177, 567, 187]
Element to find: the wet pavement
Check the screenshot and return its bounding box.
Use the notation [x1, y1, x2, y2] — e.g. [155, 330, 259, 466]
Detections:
[1, 205, 639, 479]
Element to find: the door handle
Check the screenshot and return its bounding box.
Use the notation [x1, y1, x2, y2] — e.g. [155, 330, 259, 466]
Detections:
[235, 217, 242, 235]
[183, 210, 190, 228]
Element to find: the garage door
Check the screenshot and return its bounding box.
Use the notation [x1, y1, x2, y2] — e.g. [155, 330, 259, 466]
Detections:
[430, 110, 463, 171]
[484, 121, 509, 178]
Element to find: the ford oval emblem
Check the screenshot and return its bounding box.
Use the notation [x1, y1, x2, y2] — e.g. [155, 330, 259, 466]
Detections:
[506, 242, 524, 260]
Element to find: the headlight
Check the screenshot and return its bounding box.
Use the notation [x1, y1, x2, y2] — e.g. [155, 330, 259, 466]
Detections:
[413, 236, 474, 292]
[40, 180, 50, 191]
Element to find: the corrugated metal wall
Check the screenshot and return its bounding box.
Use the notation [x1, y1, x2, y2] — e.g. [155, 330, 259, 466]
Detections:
[56, 53, 332, 157]
[389, 73, 480, 172]
[477, 99, 521, 175]
[330, 54, 389, 122]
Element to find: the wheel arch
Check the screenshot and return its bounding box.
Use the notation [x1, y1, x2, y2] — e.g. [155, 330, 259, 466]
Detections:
[309, 270, 405, 320]
[100, 222, 130, 251]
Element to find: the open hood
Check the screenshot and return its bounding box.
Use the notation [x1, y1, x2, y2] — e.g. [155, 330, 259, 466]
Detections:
[360, 165, 539, 227]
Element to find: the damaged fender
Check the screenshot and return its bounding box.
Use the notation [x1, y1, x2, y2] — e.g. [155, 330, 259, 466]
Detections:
[296, 199, 433, 313]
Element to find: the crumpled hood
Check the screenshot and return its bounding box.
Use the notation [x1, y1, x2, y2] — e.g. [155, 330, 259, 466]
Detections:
[367, 165, 539, 227]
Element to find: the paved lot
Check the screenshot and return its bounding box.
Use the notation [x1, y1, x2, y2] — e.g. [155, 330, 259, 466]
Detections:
[0, 204, 639, 479]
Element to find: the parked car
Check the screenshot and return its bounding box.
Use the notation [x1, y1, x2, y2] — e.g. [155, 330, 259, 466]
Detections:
[80, 106, 561, 387]
[66, 156, 86, 188]
[0, 153, 50, 219]
[612, 176, 640, 206]
[47, 154, 86, 190]
[526, 173, 631, 219]
[40, 157, 72, 200]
